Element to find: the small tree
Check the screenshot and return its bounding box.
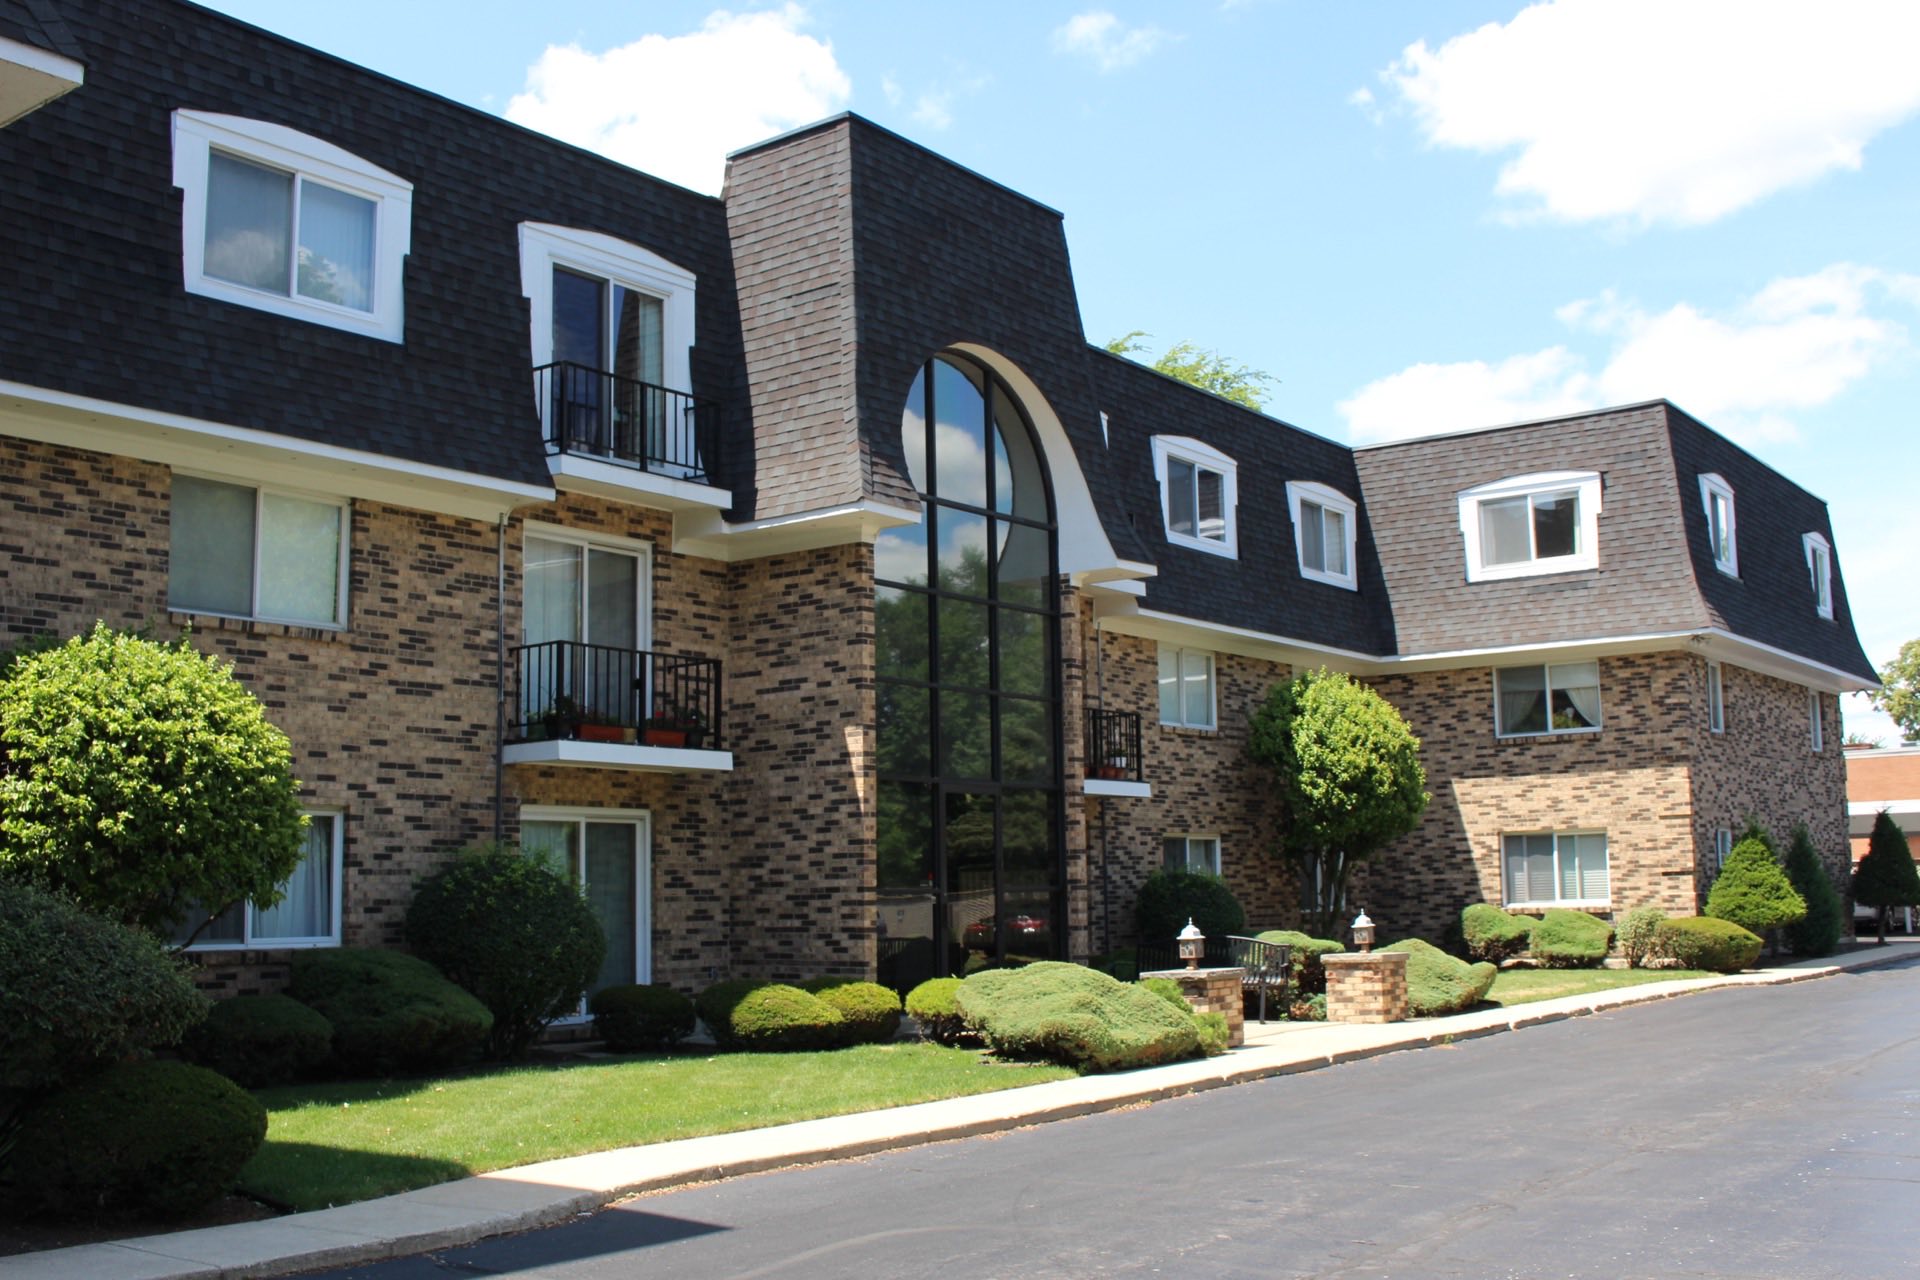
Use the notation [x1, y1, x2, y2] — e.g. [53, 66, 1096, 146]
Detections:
[1704, 825, 1806, 951]
[1781, 824, 1844, 958]
[1869, 638, 1920, 743]
[1249, 668, 1428, 937]
[1853, 809, 1920, 944]
[0, 625, 307, 936]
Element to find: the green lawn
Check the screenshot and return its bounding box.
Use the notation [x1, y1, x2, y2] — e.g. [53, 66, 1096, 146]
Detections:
[241, 1044, 1071, 1211]
[1485, 967, 1717, 1006]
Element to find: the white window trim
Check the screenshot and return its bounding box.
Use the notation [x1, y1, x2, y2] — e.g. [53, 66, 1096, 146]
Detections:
[1492, 662, 1603, 739]
[170, 470, 351, 629]
[179, 809, 345, 951]
[1698, 472, 1738, 577]
[520, 805, 653, 995]
[1706, 660, 1725, 734]
[1285, 479, 1359, 591]
[1164, 833, 1222, 876]
[172, 110, 412, 343]
[1158, 643, 1217, 730]
[1149, 435, 1238, 558]
[1457, 471, 1601, 583]
[1501, 829, 1610, 911]
[519, 222, 697, 396]
[1803, 532, 1834, 620]
[1809, 688, 1824, 753]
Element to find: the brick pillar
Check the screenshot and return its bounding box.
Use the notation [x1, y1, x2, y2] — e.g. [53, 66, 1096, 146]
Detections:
[1141, 966, 1245, 1046]
[1322, 952, 1408, 1023]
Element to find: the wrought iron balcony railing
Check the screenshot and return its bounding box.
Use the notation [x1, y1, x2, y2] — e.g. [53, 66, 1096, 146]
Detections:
[533, 361, 721, 486]
[1084, 706, 1142, 783]
[509, 640, 723, 750]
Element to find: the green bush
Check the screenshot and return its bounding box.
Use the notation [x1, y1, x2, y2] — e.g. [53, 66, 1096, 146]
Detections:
[1133, 867, 1245, 947]
[1529, 909, 1614, 968]
[904, 977, 969, 1045]
[1615, 906, 1668, 969]
[180, 994, 333, 1088]
[1295, 993, 1327, 1021]
[1853, 809, 1920, 935]
[1655, 917, 1762, 973]
[1705, 833, 1806, 939]
[801, 979, 902, 1044]
[694, 978, 764, 1048]
[407, 846, 606, 1060]
[0, 625, 306, 934]
[589, 984, 695, 1052]
[3, 1060, 265, 1216]
[955, 962, 1200, 1072]
[0, 879, 207, 1094]
[1782, 824, 1844, 958]
[1380, 939, 1496, 1015]
[1194, 1011, 1231, 1056]
[1254, 929, 1345, 995]
[1460, 903, 1535, 963]
[727, 985, 845, 1052]
[1136, 976, 1190, 1014]
[285, 948, 492, 1077]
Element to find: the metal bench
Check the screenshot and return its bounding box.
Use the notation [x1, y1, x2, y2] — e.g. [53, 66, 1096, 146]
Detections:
[1134, 934, 1292, 1023]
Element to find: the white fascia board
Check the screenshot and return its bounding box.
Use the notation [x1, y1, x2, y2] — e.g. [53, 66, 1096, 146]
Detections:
[1693, 629, 1879, 694]
[670, 499, 921, 561]
[0, 35, 83, 128]
[1083, 779, 1152, 798]
[1848, 800, 1920, 818]
[502, 740, 734, 773]
[548, 453, 733, 513]
[0, 380, 551, 522]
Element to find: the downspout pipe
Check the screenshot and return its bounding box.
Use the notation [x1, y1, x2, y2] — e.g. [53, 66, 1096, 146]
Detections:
[493, 513, 506, 846]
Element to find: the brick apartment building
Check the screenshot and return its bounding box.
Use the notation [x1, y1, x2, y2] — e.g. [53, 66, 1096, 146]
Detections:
[0, 1, 1878, 1003]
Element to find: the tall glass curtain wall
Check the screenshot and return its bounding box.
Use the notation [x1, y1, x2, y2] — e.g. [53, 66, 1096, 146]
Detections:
[874, 355, 1062, 991]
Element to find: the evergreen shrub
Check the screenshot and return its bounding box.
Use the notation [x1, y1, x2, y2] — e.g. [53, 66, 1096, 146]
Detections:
[726, 985, 845, 1051]
[1379, 938, 1496, 1015]
[1615, 906, 1668, 969]
[1782, 824, 1844, 958]
[180, 994, 333, 1087]
[694, 978, 765, 1048]
[1136, 976, 1189, 1014]
[904, 977, 968, 1045]
[1654, 917, 1762, 973]
[1528, 909, 1614, 968]
[286, 948, 491, 1077]
[801, 979, 902, 1044]
[1853, 809, 1920, 939]
[1253, 929, 1344, 994]
[589, 984, 695, 1052]
[1133, 868, 1245, 947]
[1460, 903, 1535, 963]
[1194, 1011, 1231, 1056]
[955, 962, 1200, 1072]
[1705, 833, 1806, 939]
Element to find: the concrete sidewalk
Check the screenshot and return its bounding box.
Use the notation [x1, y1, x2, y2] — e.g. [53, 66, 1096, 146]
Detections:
[13, 941, 1916, 1280]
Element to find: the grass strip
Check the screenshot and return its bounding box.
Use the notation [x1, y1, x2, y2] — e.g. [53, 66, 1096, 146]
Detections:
[1486, 967, 1717, 1006]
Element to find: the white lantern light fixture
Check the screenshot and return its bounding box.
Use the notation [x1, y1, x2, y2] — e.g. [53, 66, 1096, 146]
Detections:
[1351, 909, 1376, 953]
[1177, 917, 1205, 969]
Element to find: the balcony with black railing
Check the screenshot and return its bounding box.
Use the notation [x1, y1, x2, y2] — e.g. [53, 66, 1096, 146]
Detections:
[503, 640, 729, 771]
[533, 361, 725, 503]
[1084, 706, 1147, 794]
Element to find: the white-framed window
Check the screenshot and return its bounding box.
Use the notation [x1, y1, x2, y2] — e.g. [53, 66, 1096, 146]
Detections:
[1502, 831, 1609, 908]
[1809, 689, 1824, 753]
[1285, 480, 1358, 590]
[1163, 834, 1222, 876]
[1706, 660, 1725, 734]
[1699, 473, 1738, 576]
[172, 811, 344, 950]
[1493, 661, 1601, 737]
[520, 223, 696, 394]
[1157, 644, 1216, 729]
[1150, 436, 1238, 557]
[1713, 828, 1733, 873]
[520, 806, 652, 1001]
[1803, 532, 1834, 619]
[172, 110, 412, 342]
[169, 472, 348, 627]
[1457, 471, 1601, 583]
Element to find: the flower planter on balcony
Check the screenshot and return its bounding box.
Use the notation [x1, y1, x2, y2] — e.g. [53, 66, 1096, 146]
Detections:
[642, 727, 688, 748]
[578, 723, 636, 744]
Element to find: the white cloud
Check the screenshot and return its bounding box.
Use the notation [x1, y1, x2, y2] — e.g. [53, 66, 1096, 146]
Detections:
[1341, 265, 1919, 444]
[1052, 11, 1175, 72]
[1383, 0, 1920, 226]
[505, 5, 851, 196]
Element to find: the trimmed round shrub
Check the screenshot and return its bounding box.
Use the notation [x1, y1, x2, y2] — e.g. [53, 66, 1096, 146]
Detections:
[1615, 906, 1669, 969]
[1136, 976, 1190, 1014]
[1655, 917, 1762, 973]
[180, 994, 333, 1087]
[955, 962, 1200, 1072]
[801, 979, 902, 1044]
[1134, 867, 1245, 948]
[1705, 836, 1806, 939]
[695, 978, 766, 1048]
[1460, 904, 1535, 963]
[407, 846, 606, 1060]
[0, 879, 207, 1093]
[1782, 825, 1844, 958]
[1529, 909, 1614, 968]
[286, 948, 491, 1077]
[904, 977, 969, 1045]
[1254, 929, 1345, 995]
[4, 1059, 265, 1216]
[1380, 938, 1497, 1016]
[1194, 1011, 1231, 1056]
[590, 984, 695, 1052]
[727, 984, 845, 1051]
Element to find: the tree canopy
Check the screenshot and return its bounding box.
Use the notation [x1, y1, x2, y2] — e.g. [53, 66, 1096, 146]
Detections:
[1853, 808, 1920, 943]
[1248, 668, 1428, 937]
[1103, 331, 1274, 411]
[1870, 638, 1920, 743]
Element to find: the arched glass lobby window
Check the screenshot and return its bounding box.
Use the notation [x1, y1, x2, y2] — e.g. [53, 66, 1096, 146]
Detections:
[874, 353, 1062, 991]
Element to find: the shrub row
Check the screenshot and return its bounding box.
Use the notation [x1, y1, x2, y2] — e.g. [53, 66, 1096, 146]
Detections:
[953, 963, 1200, 1072]
[1379, 939, 1496, 1015]
[695, 978, 903, 1051]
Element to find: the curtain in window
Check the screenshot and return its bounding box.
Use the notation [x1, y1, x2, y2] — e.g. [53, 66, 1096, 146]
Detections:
[1554, 662, 1601, 729]
[1559, 834, 1608, 901]
[1324, 508, 1348, 575]
[254, 817, 333, 940]
[258, 492, 341, 625]
[1158, 647, 1181, 723]
[1497, 666, 1547, 734]
[170, 475, 256, 616]
[584, 822, 636, 996]
[1479, 496, 1531, 565]
[1504, 833, 1555, 904]
[297, 182, 375, 311]
[1167, 459, 1197, 537]
[1181, 650, 1213, 727]
[205, 151, 291, 294]
[1301, 501, 1326, 571]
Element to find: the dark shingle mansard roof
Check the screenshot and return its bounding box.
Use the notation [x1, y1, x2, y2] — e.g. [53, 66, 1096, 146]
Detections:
[0, 0, 84, 61]
[0, 0, 743, 496]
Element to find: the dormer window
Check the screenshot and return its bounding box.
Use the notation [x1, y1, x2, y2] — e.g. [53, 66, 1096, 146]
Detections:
[1804, 532, 1833, 619]
[1457, 471, 1601, 583]
[1699, 473, 1737, 576]
[1150, 437, 1237, 557]
[1285, 481, 1358, 590]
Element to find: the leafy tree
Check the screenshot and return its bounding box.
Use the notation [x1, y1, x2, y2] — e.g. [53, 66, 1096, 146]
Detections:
[1870, 638, 1920, 743]
[1781, 823, 1844, 957]
[1103, 330, 1274, 410]
[0, 624, 306, 937]
[1853, 808, 1920, 944]
[1248, 668, 1429, 937]
[1704, 825, 1806, 948]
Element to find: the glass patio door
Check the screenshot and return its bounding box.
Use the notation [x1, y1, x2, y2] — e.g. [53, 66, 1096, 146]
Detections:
[523, 535, 645, 724]
[521, 814, 651, 1001]
[552, 265, 665, 462]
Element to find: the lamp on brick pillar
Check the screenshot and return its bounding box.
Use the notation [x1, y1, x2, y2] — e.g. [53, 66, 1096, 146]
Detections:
[1350, 909, 1375, 954]
[1177, 917, 1205, 969]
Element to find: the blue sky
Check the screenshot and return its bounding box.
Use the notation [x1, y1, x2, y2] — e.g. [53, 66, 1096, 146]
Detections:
[199, 0, 1920, 737]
